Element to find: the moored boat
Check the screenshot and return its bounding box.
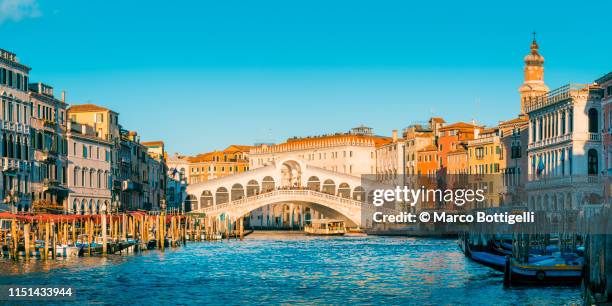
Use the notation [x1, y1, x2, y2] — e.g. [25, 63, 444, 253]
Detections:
[505, 253, 583, 285]
[54, 244, 80, 257]
[304, 219, 345, 236]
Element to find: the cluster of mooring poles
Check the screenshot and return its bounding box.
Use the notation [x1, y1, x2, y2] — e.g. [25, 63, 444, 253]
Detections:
[0, 211, 249, 260]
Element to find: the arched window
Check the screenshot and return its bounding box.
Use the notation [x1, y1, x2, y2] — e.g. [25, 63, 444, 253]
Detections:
[588, 108, 598, 133]
[588, 149, 598, 175]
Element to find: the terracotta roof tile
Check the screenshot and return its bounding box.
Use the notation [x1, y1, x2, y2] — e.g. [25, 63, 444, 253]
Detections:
[68, 104, 112, 113]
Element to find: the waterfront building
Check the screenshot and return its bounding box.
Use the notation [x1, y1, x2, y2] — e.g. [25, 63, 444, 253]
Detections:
[65, 120, 112, 214]
[0, 48, 32, 212]
[166, 153, 190, 182]
[499, 116, 529, 179]
[403, 121, 436, 176]
[467, 127, 502, 174]
[118, 130, 151, 211]
[446, 145, 468, 174]
[28, 83, 69, 213]
[437, 122, 482, 173]
[525, 83, 604, 210]
[184, 145, 252, 184]
[67, 104, 121, 210]
[375, 130, 406, 182]
[249, 125, 390, 176]
[67, 104, 121, 143]
[597, 72, 612, 175]
[416, 144, 438, 175]
[143, 141, 168, 210]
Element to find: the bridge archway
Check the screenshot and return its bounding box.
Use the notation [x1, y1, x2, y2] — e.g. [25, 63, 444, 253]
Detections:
[246, 180, 260, 196]
[322, 179, 335, 195]
[231, 184, 245, 201]
[338, 183, 350, 198]
[203, 191, 363, 227]
[307, 176, 320, 191]
[353, 186, 365, 201]
[281, 160, 302, 187]
[216, 187, 229, 204]
[262, 176, 275, 192]
[200, 190, 213, 208]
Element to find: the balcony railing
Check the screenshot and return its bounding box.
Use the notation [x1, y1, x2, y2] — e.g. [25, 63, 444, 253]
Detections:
[526, 175, 605, 189]
[1, 157, 28, 172]
[528, 134, 571, 150]
[589, 133, 601, 141]
[524, 84, 589, 113]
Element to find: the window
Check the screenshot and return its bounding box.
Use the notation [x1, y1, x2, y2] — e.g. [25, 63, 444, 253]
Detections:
[561, 111, 566, 134]
[588, 149, 598, 175]
[588, 108, 598, 133]
[83, 145, 88, 158]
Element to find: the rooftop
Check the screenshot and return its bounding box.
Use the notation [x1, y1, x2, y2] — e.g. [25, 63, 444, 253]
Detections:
[142, 141, 165, 147]
[595, 72, 612, 85]
[524, 83, 593, 113]
[439, 122, 481, 131]
[68, 103, 115, 113]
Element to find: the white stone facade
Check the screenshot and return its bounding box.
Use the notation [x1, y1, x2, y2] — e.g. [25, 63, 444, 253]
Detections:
[0, 48, 32, 212]
[65, 122, 112, 214]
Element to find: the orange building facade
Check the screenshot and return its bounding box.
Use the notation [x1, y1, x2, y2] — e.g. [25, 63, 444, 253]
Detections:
[437, 122, 482, 173]
[170, 145, 253, 185]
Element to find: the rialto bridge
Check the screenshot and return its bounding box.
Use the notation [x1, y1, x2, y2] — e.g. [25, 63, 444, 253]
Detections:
[185, 159, 387, 228]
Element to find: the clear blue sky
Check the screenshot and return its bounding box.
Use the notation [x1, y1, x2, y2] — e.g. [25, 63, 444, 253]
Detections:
[1, 0, 610, 155]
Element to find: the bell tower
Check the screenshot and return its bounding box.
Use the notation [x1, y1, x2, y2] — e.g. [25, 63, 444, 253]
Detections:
[519, 33, 549, 114]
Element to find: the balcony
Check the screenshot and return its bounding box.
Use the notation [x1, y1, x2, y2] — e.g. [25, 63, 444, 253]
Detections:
[1, 157, 28, 173]
[588, 133, 601, 141]
[43, 119, 57, 129]
[40, 148, 58, 163]
[528, 134, 571, 151]
[42, 178, 67, 192]
[1, 120, 30, 134]
[122, 180, 143, 192]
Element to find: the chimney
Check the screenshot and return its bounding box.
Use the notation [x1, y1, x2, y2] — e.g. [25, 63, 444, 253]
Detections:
[61, 91, 66, 102]
[392, 130, 398, 142]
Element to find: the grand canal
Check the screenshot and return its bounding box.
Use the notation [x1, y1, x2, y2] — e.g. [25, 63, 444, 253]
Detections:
[0, 233, 580, 305]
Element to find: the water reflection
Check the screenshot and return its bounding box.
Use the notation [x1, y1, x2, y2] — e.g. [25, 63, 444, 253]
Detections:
[0, 233, 580, 305]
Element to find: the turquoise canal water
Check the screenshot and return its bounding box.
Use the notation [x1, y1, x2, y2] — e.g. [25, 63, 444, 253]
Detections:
[0, 232, 580, 305]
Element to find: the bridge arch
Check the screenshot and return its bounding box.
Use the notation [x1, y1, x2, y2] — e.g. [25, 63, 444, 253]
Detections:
[307, 176, 320, 191]
[200, 190, 213, 208]
[198, 190, 365, 227]
[246, 180, 260, 196]
[280, 160, 302, 188]
[231, 183, 245, 201]
[353, 186, 365, 201]
[338, 182, 351, 198]
[216, 187, 229, 204]
[322, 179, 335, 195]
[262, 176, 275, 192]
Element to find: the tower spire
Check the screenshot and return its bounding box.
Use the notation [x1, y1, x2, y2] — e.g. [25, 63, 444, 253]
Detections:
[518, 33, 548, 115]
